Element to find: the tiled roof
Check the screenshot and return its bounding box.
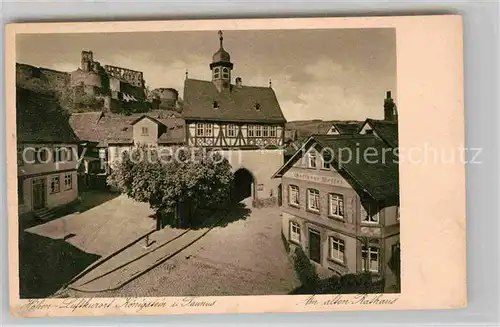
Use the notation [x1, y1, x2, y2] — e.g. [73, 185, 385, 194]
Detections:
[362, 119, 398, 148]
[68, 112, 104, 141]
[158, 125, 185, 144]
[17, 87, 79, 143]
[69, 110, 185, 145]
[274, 134, 399, 205]
[333, 122, 363, 134]
[182, 78, 286, 123]
[286, 120, 363, 139]
[283, 136, 309, 157]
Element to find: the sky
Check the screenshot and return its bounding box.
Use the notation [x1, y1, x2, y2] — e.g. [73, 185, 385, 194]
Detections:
[16, 28, 396, 122]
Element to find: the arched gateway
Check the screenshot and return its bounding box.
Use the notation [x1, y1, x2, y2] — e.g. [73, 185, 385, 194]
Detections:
[232, 168, 254, 202]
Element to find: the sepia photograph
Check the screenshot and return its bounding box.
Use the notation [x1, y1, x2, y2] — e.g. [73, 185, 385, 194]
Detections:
[15, 27, 400, 299]
[6, 16, 465, 317]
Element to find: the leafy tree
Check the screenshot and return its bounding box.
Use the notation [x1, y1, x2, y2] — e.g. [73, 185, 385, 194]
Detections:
[107, 145, 233, 229]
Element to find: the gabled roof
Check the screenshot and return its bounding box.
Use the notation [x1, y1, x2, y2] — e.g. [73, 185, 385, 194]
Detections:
[69, 110, 185, 145]
[130, 115, 163, 126]
[333, 122, 363, 134]
[182, 78, 286, 123]
[359, 119, 398, 148]
[68, 112, 104, 141]
[158, 125, 185, 145]
[273, 134, 399, 205]
[283, 136, 309, 157]
[286, 120, 363, 139]
[17, 87, 79, 143]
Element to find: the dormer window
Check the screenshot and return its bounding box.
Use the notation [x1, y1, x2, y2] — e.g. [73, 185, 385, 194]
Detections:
[213, 101, 219, 109]
[214, 67, 220, 79]
[365, 129, 373, 135]
[255, 103, 261, 111]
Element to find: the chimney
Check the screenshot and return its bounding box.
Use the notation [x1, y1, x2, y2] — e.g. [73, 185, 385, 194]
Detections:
[235, 77, 242, 88]
[384, 90, 397, 122]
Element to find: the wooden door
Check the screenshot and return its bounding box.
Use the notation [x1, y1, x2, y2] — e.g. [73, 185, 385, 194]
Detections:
[32, 178, 46, 211]
[308, 229, 321, 263]
[278, 183, 282, 206]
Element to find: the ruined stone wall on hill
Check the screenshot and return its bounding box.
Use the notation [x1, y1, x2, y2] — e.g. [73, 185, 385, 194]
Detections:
[16, 63, 176, 116]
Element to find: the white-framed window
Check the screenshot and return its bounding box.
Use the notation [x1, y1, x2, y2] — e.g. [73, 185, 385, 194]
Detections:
[329, 193, 344, 219]
[270, 126, 277, 137]
[196, 123, 213, 137]
[64, 147, 74, 161]
[255, 125, 262, 137]
[307, 189, 320, 212]
[262, 125, 269, 137]
[227, 124, 236, 137]
[362, 246, 379, 273]
[141, 127, 149, 136]
[64, 173, 73, 190]
[222, 67, 229, 79]
[205, 123, 213, 137]
[213, 67, 220, 79]
[196, 123, 204, 137]
[247, 125, 255, 137]
[288, 185, 300, 206]
[322, 157, 331, 169]
[329, 237, 345, 263]
[50, 176, 60, 194]
[290, 221, 301, 243]
[362, 204, 379, 224]
[308, 152, 317, 168]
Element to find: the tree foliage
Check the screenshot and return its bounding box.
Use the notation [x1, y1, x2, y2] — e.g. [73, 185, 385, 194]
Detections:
[107, 145, 234, 227]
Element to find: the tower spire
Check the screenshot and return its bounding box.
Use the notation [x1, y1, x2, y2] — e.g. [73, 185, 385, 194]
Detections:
[218, 30, 224, 49]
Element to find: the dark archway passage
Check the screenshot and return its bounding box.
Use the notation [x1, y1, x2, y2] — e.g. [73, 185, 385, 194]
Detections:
[232, 168, 254, 202]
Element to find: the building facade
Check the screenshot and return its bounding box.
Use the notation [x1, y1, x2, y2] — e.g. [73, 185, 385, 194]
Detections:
[69, 110, 185, 176]
[273, 133, 400, 291]
[182, 31, 287, 206]
[17, 88, 80, 219]
[17, 144, 79, 216]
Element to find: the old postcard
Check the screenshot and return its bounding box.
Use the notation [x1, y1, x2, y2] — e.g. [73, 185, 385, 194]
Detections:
[5, 15, 466, 317]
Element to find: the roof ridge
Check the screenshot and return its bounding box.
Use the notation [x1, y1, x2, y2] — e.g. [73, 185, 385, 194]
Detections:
[71, 111, 103, 115]
[367, 118, 397, 124]
[312, 133, 376, 139]
[187, 78, 274, 90]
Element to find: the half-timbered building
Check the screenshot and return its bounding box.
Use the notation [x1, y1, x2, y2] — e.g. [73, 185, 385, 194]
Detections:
[182, 31, 287, 206]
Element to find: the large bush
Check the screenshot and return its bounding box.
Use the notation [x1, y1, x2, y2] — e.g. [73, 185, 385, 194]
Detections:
[290, 246, 380, 294]
[107, 145, 233, 229]
[293, 246, 319, 288]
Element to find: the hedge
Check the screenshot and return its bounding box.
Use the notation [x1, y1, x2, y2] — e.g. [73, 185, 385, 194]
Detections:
[289, 247, 382, 294]
[293, 246, 319, 288]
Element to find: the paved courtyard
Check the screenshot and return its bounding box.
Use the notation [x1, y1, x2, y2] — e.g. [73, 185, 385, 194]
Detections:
[25, 192, 156, 257]
[60, 198, 300, 297]
[19, 192, 157, 298]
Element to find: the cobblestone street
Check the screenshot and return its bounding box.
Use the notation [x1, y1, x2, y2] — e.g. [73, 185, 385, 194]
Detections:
[61, 198, 300, 297]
